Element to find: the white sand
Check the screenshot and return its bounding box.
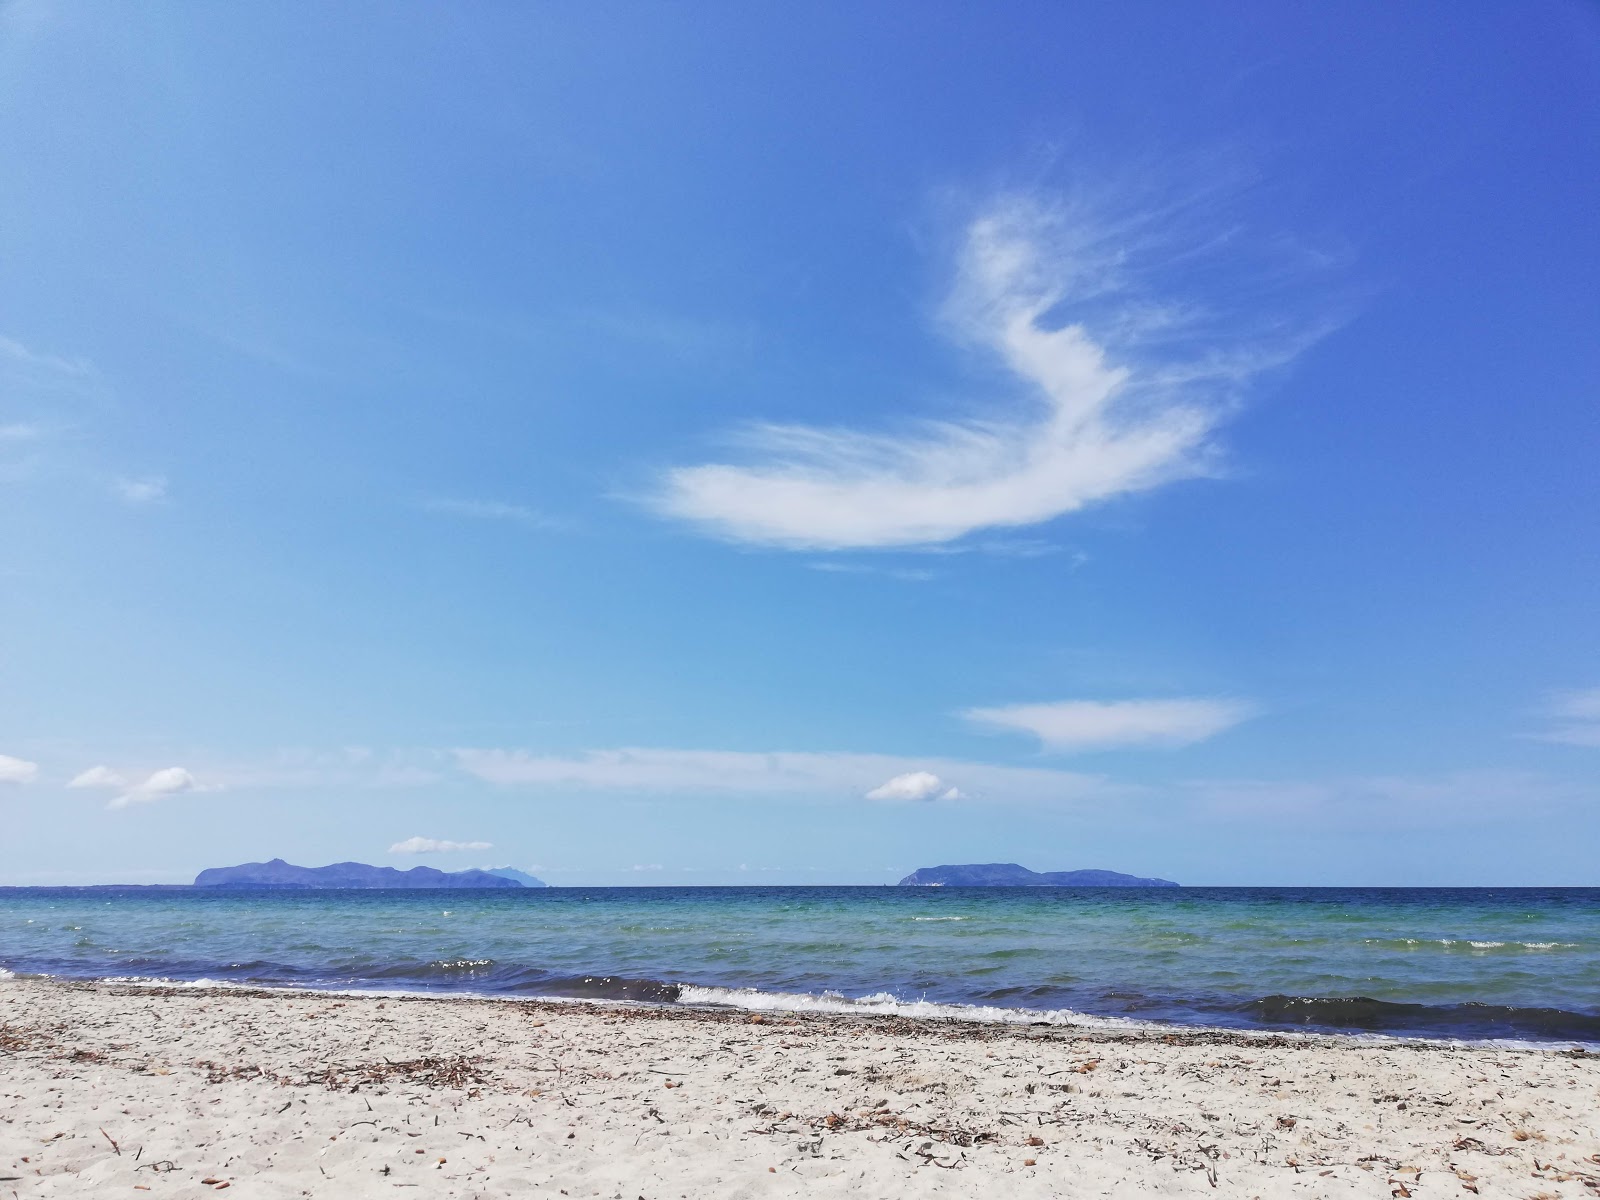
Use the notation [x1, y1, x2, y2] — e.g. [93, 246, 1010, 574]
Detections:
[2, 976, 1597, 1198]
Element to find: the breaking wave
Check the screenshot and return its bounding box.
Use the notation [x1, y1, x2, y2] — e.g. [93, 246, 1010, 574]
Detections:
[675, 984, 1144, 1029]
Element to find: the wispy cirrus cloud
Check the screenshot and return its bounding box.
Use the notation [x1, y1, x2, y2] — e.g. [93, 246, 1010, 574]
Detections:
[805, 561, 938, 583]
[389, 836, 493, 854]
[651, 190, 1320, 549]
[0, 334, 93, 380]
[1525, 688, 1600, 748]
[113, 475, 168, 505]
[1178, 770, 1583, 831]
[419, 497, 560, 529]
[963, 698, 1255, 752]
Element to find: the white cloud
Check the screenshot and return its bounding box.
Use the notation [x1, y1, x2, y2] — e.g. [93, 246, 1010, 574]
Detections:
[454, 746, 1118, 807]
[0, 754, 39, 784]
[650, 191, 1312, 549]
[420, 497, 557, 528]
[107, 766, 202, 809]
[68, 765, 127, 790]
[865, 770, 948, 801]
[0, 423, 42, 441]
[389, 836, 493, 854]
[114, 475, 168, 504]
[1526, 688, 1600, 747]
[963, 698, 1254, 752]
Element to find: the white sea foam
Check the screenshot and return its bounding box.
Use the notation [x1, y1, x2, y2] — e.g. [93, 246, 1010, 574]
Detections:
[0, 968, 15, 980]
[675, 983, 1151, 1031]
[1365, 937, 1580, 951]
[909, 916, 969, 922]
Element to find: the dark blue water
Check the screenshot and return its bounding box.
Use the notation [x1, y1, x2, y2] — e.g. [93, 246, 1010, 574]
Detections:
[3, 886, 1597, 1044]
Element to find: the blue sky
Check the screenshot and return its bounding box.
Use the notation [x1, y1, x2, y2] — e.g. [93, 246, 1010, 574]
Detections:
[2, 2, 1597, 886]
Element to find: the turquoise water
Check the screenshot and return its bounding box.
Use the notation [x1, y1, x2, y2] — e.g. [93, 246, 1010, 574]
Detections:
[2, 886, 1597, 1043]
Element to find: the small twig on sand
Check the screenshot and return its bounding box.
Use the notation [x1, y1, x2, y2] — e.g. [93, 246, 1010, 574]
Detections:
[99, 1128, 121, 1155]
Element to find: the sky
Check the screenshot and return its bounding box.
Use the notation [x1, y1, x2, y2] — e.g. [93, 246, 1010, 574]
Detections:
[1, 2, 1597, 887]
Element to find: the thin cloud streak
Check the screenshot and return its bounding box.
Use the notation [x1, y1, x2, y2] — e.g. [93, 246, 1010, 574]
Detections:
[114, 475, 168, 505]
[420, 497, 559, 528]
[963, 698, 1255, 752]
[454, 746, 1118, 807]
[652, 191, 1317, 549]
[1525, 687, 1600, 747]
[0, 334, 93, 379]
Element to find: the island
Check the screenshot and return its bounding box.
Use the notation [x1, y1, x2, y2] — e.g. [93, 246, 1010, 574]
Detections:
[193, 858, 547, 889]
[897, 863, 1178, 887]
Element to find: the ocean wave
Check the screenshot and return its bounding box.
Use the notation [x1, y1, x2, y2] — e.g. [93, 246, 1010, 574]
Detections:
[8, 964, 1595, 1047]
[675, 984, 1148, 1030]
[1362, 937, 1581, 951]
[909, 916, 969, 922]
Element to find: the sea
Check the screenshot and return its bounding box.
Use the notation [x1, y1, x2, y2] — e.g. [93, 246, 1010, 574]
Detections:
[2, 885, 1597, 1046]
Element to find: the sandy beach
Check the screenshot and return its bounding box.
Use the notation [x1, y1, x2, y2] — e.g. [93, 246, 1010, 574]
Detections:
[1, 976, 1596, 1198]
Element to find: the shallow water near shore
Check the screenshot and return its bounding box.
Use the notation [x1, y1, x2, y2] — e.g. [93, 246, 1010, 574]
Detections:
[2, 885, 1597, 1044]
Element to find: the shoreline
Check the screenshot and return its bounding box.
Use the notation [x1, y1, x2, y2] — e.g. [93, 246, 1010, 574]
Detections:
[4, 975, 1598, 1197]
[3, 967, 1596, 1053]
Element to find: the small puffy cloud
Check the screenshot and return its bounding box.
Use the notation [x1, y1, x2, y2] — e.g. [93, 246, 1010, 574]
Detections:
[0, 754, 39, 784]
[963, 698, 1254, 752]
[1527, 688, 1600, 747]
[68, 765, 127, 790]
[389, 836, 493, 854]
[114, 475, 168, 504]
[866, 771, 951, 802]
[107, 766, 202, 810]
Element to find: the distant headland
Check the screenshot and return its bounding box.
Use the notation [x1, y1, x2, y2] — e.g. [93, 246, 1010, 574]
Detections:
[897, 863, 1178, 887]
[192, 859, 548, 889]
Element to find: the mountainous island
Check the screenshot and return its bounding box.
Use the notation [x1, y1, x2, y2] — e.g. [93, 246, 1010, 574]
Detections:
[897, 863, 1178, 887]
[193, 859, 548, 889]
